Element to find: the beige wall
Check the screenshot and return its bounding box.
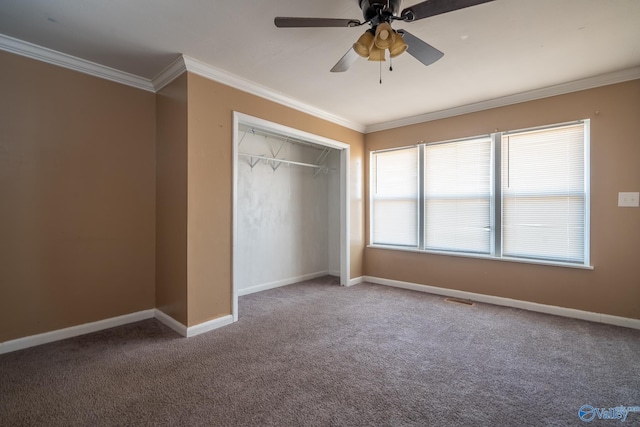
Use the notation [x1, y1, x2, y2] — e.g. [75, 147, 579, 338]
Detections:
[365, 80, 640, 320]
[155, 71, 366, 328]
[0, 52, 156, 342]
[185, 72, 365, 326]
[155, 73, 189, 325]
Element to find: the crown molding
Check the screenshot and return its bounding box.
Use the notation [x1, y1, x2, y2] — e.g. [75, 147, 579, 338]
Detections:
[0, 33, 155, 92]
[180, 55, 366, 133]
[365, 66, 640, 133]
[149, 54, 365, 132]
[3, 32, 637, 135]
[0, 34, 364, 132]
[151, 55, 188, 92]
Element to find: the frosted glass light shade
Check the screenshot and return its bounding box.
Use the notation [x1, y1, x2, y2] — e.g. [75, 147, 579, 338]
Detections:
[368, 45, 386, 61]
[353, 31, 374, 58]
[374, 23, 395, 49]
[389, 32, 408, 57]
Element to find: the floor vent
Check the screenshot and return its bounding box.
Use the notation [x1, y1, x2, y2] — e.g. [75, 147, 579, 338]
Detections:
[444, 297, 474, 306]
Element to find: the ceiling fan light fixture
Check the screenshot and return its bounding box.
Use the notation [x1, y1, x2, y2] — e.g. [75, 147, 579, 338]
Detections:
[389, 31, 408, 57]
[276, 0, 490, 72]
[374, 22, 395, 49]
[367, 45, 386, 61]
[353, 30, 374, 58]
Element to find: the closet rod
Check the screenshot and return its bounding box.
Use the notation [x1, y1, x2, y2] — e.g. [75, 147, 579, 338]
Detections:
[238, 153, 329, 171]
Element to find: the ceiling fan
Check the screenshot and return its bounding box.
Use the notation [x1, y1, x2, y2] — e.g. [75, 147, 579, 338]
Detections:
[275, 0, 494, 72]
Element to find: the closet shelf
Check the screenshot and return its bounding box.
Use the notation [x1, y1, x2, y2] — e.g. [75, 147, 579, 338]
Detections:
[238, 153, 331, 173]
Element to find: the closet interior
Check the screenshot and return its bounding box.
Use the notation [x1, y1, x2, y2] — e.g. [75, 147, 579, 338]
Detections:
[236, 124, 341, 296]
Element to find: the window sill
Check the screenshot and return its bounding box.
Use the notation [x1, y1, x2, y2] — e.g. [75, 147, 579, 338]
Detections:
[367, 244, 594, 270]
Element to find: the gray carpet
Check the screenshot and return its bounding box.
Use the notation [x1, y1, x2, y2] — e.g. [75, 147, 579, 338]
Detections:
[1, 277, 639, 426]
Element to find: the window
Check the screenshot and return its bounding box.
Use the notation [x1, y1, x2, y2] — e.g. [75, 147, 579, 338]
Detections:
[371, 146, 419, 247]
[424, 137, 492, 253]
[370, 120, 590, 266]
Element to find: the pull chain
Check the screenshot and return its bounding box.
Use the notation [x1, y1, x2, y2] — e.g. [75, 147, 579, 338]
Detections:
[379, 60, 382, 84]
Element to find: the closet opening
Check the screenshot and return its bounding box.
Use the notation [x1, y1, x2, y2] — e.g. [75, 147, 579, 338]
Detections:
[232, 112, 350, 321]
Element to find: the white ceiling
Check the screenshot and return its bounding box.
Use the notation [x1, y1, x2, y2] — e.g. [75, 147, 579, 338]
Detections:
[1, 0, 639, 130]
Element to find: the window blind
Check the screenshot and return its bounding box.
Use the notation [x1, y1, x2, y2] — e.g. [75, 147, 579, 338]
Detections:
[371, 147, 419, 247]
[424, 137, 492, 253]
[502, 123, 585, 263]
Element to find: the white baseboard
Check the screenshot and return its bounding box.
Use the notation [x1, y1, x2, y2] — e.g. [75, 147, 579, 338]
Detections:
[237, 270, 329, 296]
[599, 314, 640, 330]
[186, 315, 234, 338]
[154, 309, 235, 338]
[1, 309, 237, 354]
[0, 309, 155, 355]
[363, 276, 640, 330]
[7, 276, 634, 354]
[154, 309, 188, 337]
[348, 276, 363, 287]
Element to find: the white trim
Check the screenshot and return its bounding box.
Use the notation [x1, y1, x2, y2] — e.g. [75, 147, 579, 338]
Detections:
[232, 112, 241, 323]
[340, 145, 351, 287]
[0, 33, 155, 92]
[154, 309, 188, 337]
[367, 244, 594, 270]
[365, 67, 640, 133]
[155, 310, 234, 338]
[233, 113, 350, 151]
[186, 315, 235, 338]
[348, 276, 364, 287]
[583, 120, 591, 267]
[3, 277, 635, 354]
[237, 271, 330, 297]
[600, 314, 640, 330]
[151, 55, 188, 92]
[0, 309, 155, 355]
[362, 276, 640, 330]
[329, 270, 341, 277]
[183, 56, 364, 133]
[0, 308, 236, 354]
[230, 111, 240, 311]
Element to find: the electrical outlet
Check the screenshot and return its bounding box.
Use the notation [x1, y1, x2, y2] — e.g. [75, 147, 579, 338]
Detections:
[618, 192, 639, 207]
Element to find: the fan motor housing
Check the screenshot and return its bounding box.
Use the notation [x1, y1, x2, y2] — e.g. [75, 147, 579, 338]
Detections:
[358, 0, 401, 21]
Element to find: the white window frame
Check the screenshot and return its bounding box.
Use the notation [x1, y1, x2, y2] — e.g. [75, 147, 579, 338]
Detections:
[369, 120, 592, 270]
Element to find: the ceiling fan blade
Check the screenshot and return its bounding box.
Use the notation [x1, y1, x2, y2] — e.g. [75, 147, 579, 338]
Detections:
[401, 0, 494, 22]
[397, 30, 444, 67]
[330, 48, 359, 73]
[274, 17, 361, 28]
